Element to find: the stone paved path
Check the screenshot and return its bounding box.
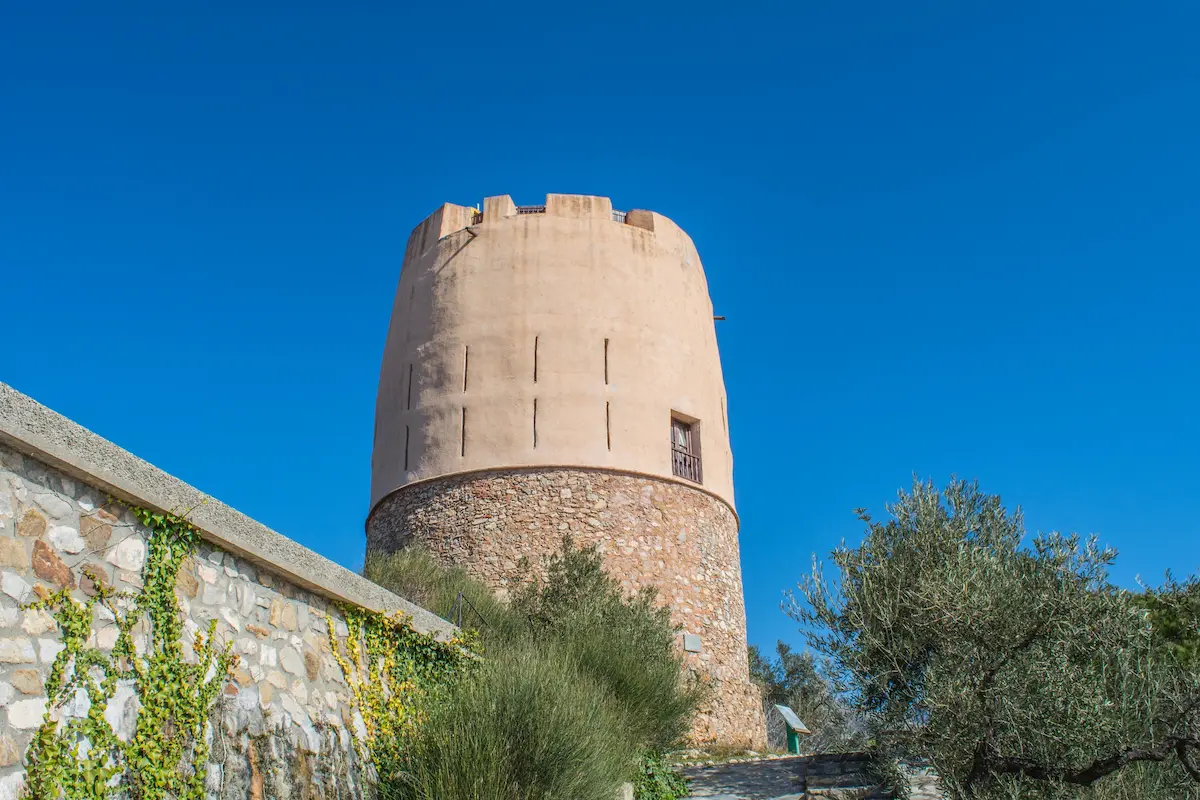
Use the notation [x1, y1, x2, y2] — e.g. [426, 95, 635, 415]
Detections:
[683, 757, 808, 800]
[683, 756, 940, 800]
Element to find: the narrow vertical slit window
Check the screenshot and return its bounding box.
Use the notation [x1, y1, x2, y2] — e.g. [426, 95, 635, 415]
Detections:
[463, 345, 469, 392]
[721, 398, 727, 433]
[533, 398, 538, 448]
[406, 364, 414, 410]
[604, 338, 609, 384]
[460, 408, 467, 457]
[533, 336, 539, 383]
[606, 402, 611, 450]
[403, 425, 410, 471]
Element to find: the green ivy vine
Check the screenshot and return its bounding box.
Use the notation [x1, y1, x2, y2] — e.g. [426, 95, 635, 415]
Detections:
[327, 606, 474, 788]
[633, 751, 691, 800]
[21, 504, 237, 800]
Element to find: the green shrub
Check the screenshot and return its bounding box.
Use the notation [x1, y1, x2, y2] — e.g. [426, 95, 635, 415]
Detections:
[395, 643, 637, 800]
[364, 548, 520, 639]
[511, 541, 704, 752]
[367, 539, 703, 799]
[633, 751, 690, 800]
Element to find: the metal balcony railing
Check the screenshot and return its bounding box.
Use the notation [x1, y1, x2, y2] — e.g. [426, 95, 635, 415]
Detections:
[474, 207, 628, 223]
[671, 444, 702, 484]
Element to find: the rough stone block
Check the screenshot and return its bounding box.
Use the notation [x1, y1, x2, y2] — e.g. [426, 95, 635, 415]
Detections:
[10, 670, 41, 695]
[0, 734, 20, 766]
[20, 609, 54, 636]
[0, 574, 27, 604]
[6, 697, 46, 729]
[47, 525, 84, 555]
[79, 563, 110, 598]
[79, 516, 112, 550]
[106, 537, 145, 572]
[15, 511, 45, 539]
[31, 540, 72, 588]
[0, 541, 24, 571]
[0, 639, 35, 664]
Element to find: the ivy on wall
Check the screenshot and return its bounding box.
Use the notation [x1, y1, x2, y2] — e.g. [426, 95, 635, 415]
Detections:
[21, 505, 236, 800]
[15, 499, 472, 799]
[327, 606, 474, 787]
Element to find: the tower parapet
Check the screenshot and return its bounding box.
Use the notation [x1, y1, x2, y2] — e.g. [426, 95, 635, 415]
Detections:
[368, 194, 763, 747]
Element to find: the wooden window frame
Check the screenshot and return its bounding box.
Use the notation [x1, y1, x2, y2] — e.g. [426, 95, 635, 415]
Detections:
[670, 413, 702, 484]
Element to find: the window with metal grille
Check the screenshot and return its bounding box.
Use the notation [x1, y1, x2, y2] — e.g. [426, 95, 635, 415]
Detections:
[671, 416, 702, 483]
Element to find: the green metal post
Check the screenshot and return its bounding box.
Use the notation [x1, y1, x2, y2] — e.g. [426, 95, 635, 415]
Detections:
[786, 728, 800, 754]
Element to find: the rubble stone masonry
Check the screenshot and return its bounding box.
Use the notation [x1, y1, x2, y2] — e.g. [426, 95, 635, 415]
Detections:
[0, 441, 379, 799]
[367, 467, 766, 748]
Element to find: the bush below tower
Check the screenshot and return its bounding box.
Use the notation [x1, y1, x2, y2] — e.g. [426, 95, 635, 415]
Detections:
[365, 539, 698, 800]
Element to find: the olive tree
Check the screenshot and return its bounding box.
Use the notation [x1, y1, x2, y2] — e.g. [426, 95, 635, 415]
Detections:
[787, 478, 1200, 799]
[749, 641, 863, 752]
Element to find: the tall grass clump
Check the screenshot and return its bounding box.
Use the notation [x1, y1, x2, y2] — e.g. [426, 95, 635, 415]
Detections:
[398, 644, 637, 800]
[366, 538, 700, 800]
[510, 542, 705, 752]
[364, 547, 519, 637]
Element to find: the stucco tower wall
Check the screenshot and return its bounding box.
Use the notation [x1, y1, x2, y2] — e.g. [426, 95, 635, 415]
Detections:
[368, 194, 762, 747]
[371, 194, 734, 509]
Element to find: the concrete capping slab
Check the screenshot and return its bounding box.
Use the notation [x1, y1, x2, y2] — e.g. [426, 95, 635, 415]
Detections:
[0, 382, 455, 638]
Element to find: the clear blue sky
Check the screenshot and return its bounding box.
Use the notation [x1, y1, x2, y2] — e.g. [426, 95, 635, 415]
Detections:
[4, 2, 1199, 655]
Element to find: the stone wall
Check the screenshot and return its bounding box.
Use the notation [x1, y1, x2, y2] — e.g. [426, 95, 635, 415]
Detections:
[367, 466, 765, 748]
[0, 382, 455, 800]
[0, 442, 370, 798]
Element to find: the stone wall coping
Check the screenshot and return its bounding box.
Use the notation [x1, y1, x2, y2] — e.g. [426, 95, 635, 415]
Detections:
[367, 463, 740, 531]
[0, 382, 455, 638]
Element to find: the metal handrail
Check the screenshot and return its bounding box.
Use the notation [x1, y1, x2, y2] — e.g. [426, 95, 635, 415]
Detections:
[452, 591, 489, 630]
[612, 210, 627, 223]
[471, 212, 483, 225]
[671, 444, 702, 484]
[516, 205, 546, 215]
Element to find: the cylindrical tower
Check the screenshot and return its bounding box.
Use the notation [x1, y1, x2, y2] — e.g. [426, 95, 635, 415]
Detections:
[367, 193, 764, 747]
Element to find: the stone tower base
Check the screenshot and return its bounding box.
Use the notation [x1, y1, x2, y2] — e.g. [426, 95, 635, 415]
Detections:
[367, 467, 765, 749]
